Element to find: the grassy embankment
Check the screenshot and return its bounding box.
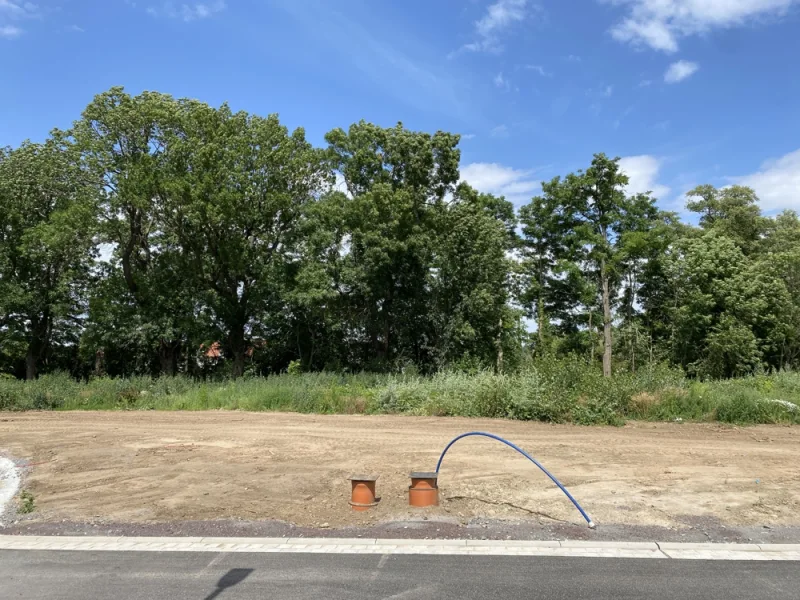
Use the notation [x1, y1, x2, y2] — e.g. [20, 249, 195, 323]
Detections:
[3, 359, 799, 426]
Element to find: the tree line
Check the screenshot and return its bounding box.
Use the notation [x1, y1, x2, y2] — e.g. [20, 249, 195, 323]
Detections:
[1, 87, 798, 381]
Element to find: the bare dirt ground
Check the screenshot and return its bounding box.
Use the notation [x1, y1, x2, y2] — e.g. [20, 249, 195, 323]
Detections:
[1, 412, 798, 538]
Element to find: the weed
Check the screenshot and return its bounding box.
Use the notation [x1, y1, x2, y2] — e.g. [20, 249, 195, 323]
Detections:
[18, 490, 35, 514]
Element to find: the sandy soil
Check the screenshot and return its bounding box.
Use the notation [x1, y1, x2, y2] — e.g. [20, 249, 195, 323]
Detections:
[1, 412, 798, 530]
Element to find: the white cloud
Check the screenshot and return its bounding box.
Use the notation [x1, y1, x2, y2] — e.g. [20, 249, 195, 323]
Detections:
[0, 1, 39, 18]
[460, 162, 542, 205]
[521, 64, 551, 76]
[457, 0, 529, 54]
[606, 0, 799, 53]
[565, 54, 582, 62]
[147, 1, 226, 22]
[618, 155, 670, 199]
[490, 124, 510, 138]
[0, 0, 39, 38]
[735, 148, 800, 212]
[461, 133, 476, 140]
[494, 71, 510, 89]
[664, 60, 699, 83]
[611, 16, 677, 52]
[0, 23, 20, 37]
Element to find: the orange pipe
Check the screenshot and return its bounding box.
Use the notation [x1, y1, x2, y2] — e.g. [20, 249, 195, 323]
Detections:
[409, 472, 439, 507]
[348, 475, 379, 511]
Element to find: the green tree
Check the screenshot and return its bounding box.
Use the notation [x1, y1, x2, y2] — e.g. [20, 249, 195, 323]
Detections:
[667, 229, 795, 377]
[323, 121, 461, 369]
[162, 102, 325, 378]
[518, 177, 581, 350]
[563, 154, 659, 376]
[74, 87, 194, 375]
[432, 183, 517, 370]
[686, 184, 767, 254]
[0, 138, 98, 379]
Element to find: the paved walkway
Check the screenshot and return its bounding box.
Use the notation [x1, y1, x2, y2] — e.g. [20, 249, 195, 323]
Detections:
[1, 535, 798, 560]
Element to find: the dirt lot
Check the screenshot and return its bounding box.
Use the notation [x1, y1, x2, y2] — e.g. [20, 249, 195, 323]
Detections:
[1, 412, 798, 531]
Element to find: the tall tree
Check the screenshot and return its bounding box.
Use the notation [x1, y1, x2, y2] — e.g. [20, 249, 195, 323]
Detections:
[324, 121, 461, 369]
[0, 138, 98, 379]
[432, 183, 517, 370]
[564, 154, 658, 376]
[74, 87, 193, 375]
[162, 102, 325, 377]
[518, 177, 581, 350]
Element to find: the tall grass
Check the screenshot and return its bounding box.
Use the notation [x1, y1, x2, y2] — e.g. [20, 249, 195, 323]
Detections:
[1, 360, 798, 425]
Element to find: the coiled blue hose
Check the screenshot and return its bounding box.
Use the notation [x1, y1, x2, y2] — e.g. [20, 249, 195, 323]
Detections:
[435, 431, 596, 529]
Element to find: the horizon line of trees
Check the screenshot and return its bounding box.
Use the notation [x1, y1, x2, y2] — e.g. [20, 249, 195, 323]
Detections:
[2, 87, 799, 381]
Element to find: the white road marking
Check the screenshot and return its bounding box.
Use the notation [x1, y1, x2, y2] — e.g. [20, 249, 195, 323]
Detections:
[0, 536, 798, 560]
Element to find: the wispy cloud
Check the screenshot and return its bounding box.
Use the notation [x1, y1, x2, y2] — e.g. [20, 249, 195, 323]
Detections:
[494, 71, 510, 90]
[606, 0, 799, 53]
[461, 133, 476, 140]
[520, 64, 551, 77]
[585, 85, 613, 116]
[564, 54, 581, 62]
[453, 0, 530, 55]
[0, 1, 39, 18]
[664, 60, 699, 83]
[273, 1, 475, 121]
[0, 23, 20, 37]
[612, 105, 635, 129]
[0, 0, 40, 38]
[460, 161, 542, 205]
[146, 1, 227, 22]
[490, 124, 510, 138]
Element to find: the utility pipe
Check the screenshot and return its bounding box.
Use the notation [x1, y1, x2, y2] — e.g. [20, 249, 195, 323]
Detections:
[435, 431, 595, 529]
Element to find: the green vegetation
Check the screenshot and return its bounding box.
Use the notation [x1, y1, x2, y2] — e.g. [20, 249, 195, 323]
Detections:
[18, 490, 35, 515]
[2, 87, 800, 414]
[1, 364, 798, 426]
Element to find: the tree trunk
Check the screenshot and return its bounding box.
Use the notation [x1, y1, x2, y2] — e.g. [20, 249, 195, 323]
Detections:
[601, 261, 612, 378]
[25, 345, 39, 381]
[229, 324, 247, 379]
[25, 315, 49, 381]
[537, 292, 545, 346]
[496, 317, 504, 373]
[94, 348, 106, 378]
[158, 339, 180, 377]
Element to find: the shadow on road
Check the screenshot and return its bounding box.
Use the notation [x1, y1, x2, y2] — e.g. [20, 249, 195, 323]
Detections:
[203, 568, 254, 600]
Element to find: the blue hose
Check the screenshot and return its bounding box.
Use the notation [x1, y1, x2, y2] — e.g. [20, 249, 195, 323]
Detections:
[435, 431, 596, 529]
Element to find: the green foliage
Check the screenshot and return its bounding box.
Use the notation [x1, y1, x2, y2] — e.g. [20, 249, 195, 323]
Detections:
[0, 137, 99, 380]
[2, 87, 800, 390]
[18, 490, 35, 515]
[286, 360, 303, 376]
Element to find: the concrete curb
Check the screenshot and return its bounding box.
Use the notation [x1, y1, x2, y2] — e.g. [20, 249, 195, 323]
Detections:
[1, 536, 799, 560]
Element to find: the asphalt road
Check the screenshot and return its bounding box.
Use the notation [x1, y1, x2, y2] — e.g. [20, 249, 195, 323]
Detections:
[2, 550, 799, 599]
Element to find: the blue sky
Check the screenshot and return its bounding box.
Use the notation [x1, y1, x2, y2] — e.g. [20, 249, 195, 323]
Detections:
[2, 0, 800, 216]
